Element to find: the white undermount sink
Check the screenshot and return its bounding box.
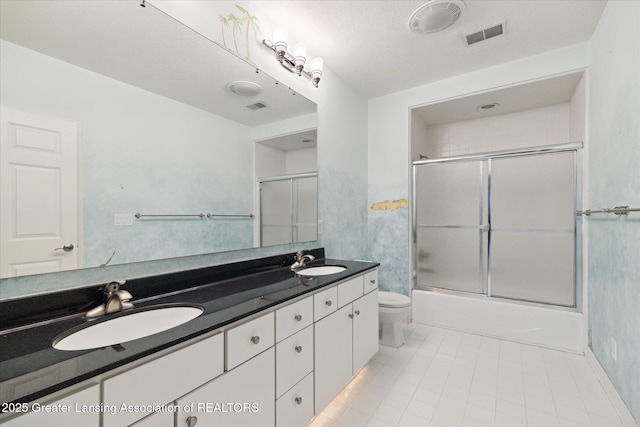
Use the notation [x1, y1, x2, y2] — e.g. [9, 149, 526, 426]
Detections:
[53, 305, 203, 351]
[296, 265, 346, 276]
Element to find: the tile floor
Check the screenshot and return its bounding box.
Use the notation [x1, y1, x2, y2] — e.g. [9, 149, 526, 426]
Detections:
[309, 323, 626, 427]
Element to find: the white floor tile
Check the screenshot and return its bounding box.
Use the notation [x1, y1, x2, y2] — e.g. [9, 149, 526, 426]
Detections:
[311, 324, 628, 427]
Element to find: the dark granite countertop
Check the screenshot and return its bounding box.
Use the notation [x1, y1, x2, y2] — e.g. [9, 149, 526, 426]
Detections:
[0, 249, 379, 407]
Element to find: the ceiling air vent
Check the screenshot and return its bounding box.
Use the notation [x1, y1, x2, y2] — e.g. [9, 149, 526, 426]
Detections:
[466, 22, 505, 45]
[246, 102, 268, 110]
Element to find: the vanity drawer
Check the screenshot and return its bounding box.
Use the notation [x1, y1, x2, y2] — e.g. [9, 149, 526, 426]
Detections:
[337, 275, 364, 308]
[276, 325, 313, 398]
[103, 333, 223, 427]
[226, 312, 274, 370]
[313, 286, 337, 321]
[275, 296, 313, 342]
[276, 373, 314, 427]
[363, 269, 378, 294]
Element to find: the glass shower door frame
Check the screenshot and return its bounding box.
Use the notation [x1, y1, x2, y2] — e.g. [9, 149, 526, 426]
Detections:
[412, 142, 583, 310]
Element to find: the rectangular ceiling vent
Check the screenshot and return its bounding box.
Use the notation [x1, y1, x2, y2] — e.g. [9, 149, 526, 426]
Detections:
[466, 22, 505, 46]
[246, 102, 268, 110]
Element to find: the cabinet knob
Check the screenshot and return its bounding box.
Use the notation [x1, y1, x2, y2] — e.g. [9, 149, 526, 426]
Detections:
[294, 314, 302, 321]
[186, 416, 198, 427]
[251, 335, 260, 344]
[370, 279, 376, 284]
[355, 310, 361, 315]
[295, 345, 303, 353]
[295, 396, 303, 405]
[325, 300, 332, 307]
[348, 313, 354, 319]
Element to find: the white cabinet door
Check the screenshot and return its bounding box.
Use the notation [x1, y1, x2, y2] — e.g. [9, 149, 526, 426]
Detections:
[276, 373, 314, 427]
[226, 312, 274, 370]
[103, 334, 224, 427]
[177, 348, 275, 427]
[1, 384, 99, 427]
[352, 290, 379, 374]
[276, 325, 313, 398]
[130, 409, 174, 426]
[314, 304, 352, 412]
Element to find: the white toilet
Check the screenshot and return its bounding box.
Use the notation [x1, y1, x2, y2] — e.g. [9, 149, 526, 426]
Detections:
[378, 291, 412, 347]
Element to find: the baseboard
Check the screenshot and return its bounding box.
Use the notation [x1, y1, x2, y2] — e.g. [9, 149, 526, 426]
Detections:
[585, 347, 638, 427]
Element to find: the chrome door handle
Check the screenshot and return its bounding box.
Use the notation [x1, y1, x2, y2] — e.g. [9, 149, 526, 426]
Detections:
[54, 243, 75, 252]
[251, 336, 260, 344]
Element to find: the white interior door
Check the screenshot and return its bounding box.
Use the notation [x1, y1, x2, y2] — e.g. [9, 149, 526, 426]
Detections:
[1, 106, 79, 277]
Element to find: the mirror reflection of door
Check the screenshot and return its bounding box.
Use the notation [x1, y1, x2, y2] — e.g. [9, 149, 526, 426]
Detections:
[0, 106, 79, 277]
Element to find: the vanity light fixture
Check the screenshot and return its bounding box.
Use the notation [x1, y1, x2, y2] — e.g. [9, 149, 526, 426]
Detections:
[262, 27, 324, 88]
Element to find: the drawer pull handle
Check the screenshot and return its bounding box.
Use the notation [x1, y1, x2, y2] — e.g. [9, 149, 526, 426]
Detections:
[325, 300, 332, 307]
[251, 335, 260, 344]
[295, 396, 303, 405]
[186, 416, 198, 427]
[295, 345, 303, 353]
[370, 279, 376, 284]
[294, 314, 302, 321]
[349, 313, 354, 319]
[355, 310, 361, 315]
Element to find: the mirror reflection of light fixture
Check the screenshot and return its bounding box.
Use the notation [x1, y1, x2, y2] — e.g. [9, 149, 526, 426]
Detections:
[262, 28, 323, 88]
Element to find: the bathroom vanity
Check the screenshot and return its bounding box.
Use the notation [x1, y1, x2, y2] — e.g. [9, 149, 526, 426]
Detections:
[0, 249, 379, 426]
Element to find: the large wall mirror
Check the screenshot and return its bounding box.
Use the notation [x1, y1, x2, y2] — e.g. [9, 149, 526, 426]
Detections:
[0, 1, 318, 278]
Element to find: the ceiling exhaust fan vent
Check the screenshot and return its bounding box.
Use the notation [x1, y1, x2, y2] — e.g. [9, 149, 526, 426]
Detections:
[409, 0, 466, 34]
[246, 102, 268, 110]
[466, 23, 505, 45]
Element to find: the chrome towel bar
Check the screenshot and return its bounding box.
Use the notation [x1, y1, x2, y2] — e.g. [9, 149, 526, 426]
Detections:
[135, 213, 254, 219]
[576, 206, 639, 216]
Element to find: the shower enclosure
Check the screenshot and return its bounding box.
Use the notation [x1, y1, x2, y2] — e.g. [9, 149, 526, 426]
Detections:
[259, 172, 317, 246]
[412, 143, 582, 308]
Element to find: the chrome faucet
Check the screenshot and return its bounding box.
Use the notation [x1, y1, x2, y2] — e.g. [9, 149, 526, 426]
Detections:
[86, 280, 134, 318]
[290, 250, 315, 271]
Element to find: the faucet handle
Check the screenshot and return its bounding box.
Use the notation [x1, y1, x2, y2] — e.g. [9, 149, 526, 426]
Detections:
[104, 280, 126, 294]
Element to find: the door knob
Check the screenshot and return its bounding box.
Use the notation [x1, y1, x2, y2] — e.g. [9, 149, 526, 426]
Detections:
[295, 345, 303, 353]
[251, 336, 260, 344]
[295, 396, 303, 405]
[294, 314, 302, 321]
[186, 416, 198, 427]
[54, 244, 75, 252]
[355, 310, 361, 315]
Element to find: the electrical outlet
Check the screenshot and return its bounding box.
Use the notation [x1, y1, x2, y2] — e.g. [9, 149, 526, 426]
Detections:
[610, 337, 618, 361]
[114, 213, 133, 226]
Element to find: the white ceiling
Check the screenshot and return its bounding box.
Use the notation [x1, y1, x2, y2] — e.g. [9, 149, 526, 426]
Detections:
[0, 0, 316, 127]
[256, 0, 607, 99]
[414, 71, 584, 125]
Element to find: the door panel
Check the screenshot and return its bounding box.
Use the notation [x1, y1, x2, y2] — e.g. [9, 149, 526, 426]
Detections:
[1, 106, 79, 277]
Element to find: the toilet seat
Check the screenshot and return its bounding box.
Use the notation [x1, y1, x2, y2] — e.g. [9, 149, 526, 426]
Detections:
[378, 291, 411, 308]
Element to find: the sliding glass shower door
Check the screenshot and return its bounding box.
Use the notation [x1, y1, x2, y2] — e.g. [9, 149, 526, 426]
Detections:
[413, 145, 580, 308]
[259, 173, 317, 246]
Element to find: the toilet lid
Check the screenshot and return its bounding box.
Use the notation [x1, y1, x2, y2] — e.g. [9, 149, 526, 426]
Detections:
[379, 291, 411, 308]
